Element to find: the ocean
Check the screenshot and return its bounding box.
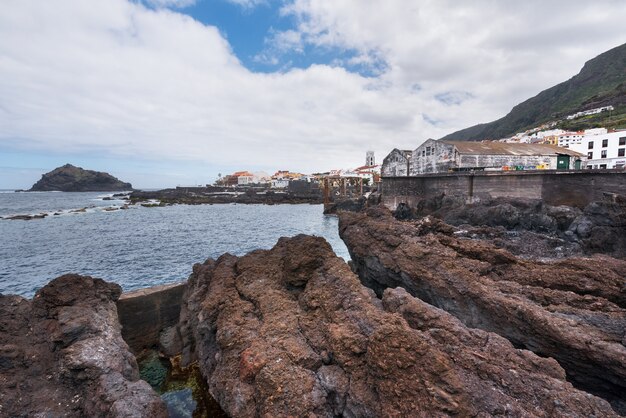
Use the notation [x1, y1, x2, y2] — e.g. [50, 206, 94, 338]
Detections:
[0, 191, 350, 298]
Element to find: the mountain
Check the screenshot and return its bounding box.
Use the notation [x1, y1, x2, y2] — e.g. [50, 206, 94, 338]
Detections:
[441, 42, 626, 141]
[29, 164, 133, 192]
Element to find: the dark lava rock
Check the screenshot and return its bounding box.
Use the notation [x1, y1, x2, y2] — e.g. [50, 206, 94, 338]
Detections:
[323, 196, 366, 214]
[0, 274, 167, 417]
[3, 213, 48, 221]
[339, 207, 626, 414]
[177, 234, 616, 417]
[398, 195, 626, 258]
[29, 164, 133, 192]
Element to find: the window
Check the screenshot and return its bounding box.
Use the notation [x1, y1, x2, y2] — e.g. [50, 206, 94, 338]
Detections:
[619, 148, 625, 157]
[602, 139, 608, 148]
[587, 152, 593, 159]
[426, 146, 431, 156]
[620, 137, 626, 146]
[588, 141, 594, 149]
[600, 164, 607, 169]
[601, 150, 607, 158]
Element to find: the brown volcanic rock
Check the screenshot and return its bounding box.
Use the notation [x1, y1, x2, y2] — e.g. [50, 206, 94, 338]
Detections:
[0, 274, 167, 417]
[178, 234, 616, 417]
[339, 207, 626, 413]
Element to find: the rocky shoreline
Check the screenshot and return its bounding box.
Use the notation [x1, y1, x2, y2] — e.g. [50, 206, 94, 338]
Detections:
[1, 196, 625, 416]
[2, 187, 323, 221]
[129, 186, 323, 206]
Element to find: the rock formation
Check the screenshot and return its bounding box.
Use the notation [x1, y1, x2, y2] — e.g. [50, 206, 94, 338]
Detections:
[0, 274, 167, 417]
[395, 194, 626, 258]
[339, 207, 626, 414]
[177, 234, 617, 417]
[29, 164, 133, 192]
[130, 186, 322, 205]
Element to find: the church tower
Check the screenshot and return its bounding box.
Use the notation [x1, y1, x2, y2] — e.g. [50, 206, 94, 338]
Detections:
[366, 151, 375, 166]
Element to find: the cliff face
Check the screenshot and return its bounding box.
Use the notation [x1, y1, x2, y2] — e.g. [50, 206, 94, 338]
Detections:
[0, 275, 167, 417]
[339, 207, 626, 414]
[177, 234, 617, 417]
[29, 164, 132, 192]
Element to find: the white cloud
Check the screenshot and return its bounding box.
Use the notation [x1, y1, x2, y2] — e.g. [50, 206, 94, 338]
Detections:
[1, 0, 626, 185]
[144, 0, 197, 9]
[223, 0, 267, 9]
[278, 0, 626, 122]
[0, 0, 424, 177]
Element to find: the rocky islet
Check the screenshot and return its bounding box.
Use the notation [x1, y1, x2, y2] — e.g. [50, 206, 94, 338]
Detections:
[28, 164, 133, 192]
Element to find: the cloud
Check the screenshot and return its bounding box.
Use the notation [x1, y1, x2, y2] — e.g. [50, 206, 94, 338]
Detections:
[223, 0, 267, 9]
[0, 0, 425, 177]
[278, 0, 626, 118]
[144, 0, 196, 9]
[1, 0, 626, 186]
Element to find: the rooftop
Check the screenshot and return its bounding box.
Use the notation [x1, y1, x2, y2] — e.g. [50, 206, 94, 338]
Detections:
[442, 141, 584, 157]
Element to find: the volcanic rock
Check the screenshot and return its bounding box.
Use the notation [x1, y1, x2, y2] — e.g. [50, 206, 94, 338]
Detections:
[177, 234, 617, 417]
[339, 207, 626, 413]
[0, 274, 167, 417]
[29, 164, 133, 192]
[400, 195, 626, 258]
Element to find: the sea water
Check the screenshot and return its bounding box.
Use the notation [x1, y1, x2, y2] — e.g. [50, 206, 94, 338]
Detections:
[0, 191, 350, 298]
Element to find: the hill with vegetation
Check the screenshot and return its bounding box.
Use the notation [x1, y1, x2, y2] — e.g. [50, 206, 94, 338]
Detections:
[441, 42, 626, 141]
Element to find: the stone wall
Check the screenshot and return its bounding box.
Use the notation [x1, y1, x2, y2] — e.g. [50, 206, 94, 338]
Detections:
[410, 139, 457, 175]
[117, 282, 186, 353]
[382, 170, 626, 209]
[382, 149, 412, 177]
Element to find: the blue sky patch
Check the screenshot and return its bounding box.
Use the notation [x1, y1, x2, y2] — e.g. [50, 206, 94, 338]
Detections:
[140, 0, 386, 77]
[435, 91, 475, 106]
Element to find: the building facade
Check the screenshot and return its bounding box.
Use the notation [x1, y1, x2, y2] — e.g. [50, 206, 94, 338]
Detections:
[570, 130, 626, 169]
[409, 139, 584, 175]
[381, 149, 412, 177]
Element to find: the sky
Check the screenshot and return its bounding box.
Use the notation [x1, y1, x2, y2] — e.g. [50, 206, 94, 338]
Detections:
[1, 0, 625, 188]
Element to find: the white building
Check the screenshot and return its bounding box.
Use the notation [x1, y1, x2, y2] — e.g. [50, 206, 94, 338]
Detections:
[570, 130, 626, 169]
[237, 175, 254, 185]
[566, 106, 614, 120]
[271, 179, 290, 188]
[556, 131, 585, 148]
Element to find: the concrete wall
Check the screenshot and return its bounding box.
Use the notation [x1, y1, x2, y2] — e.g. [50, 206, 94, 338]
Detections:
[382, 170, 626, 210]
[117, 282, 186, 354]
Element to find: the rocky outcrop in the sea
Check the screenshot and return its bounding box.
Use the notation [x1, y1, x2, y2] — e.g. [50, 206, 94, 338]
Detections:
[177, 234, 617, 417]
[0, 274, 167, 417]
[339, 207, 626, 414]
[130, 186, 322, 205]
[29, 164, 133, 192]
[395, 194, 626, 258]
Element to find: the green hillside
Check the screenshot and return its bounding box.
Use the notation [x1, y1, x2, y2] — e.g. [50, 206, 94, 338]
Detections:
[441, 42, 626, 141]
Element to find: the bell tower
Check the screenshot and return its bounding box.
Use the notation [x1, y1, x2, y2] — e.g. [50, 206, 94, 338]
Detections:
[366, 151, 375, 166]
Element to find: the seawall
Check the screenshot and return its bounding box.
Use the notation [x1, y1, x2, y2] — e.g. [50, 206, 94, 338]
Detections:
[381, 169, 626, 210]
[117, 282, 186, 353]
